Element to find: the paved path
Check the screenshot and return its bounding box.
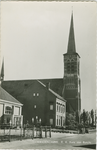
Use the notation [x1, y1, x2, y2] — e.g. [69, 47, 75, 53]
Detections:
[0, 132, 96, 149]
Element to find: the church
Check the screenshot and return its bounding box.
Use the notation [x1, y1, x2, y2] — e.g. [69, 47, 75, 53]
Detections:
[0, 12, 81, 127]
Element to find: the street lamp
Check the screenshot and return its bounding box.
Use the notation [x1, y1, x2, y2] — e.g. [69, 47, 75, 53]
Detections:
[39, 118, 41, 124]
[32, 117, 42, 138]
[36, 116, 38, 120]
[32, 116, 41, 127]
[32, 118, 34, 125]
[32, 117, 35, 139]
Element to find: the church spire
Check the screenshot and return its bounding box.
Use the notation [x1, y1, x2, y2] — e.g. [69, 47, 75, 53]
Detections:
[67, 11, 76, 54]
[0, 58, 4, 82]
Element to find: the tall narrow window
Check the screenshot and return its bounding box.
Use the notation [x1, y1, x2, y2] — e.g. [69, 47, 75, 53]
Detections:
[57, 104, 58, 112]
[37, 93, 39, 96]
[33, 93, 35, 96]
[14, 107, 20, 115]
[59, 105, 60, 112]
[50, 103, 53, 110]
[59, 116, 60, 125]
[50, 118, 53, 125]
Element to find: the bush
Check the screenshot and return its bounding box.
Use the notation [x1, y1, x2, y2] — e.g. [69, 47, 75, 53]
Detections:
[65, 125, 77, 131]
[55, 126, 65, 130]
[78, 123, 84, 129]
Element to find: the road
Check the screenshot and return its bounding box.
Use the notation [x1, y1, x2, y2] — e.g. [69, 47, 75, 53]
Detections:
[0, 132, 96, 149]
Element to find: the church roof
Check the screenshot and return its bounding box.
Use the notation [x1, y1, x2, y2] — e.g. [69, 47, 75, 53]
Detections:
[2, 79, 65, 103]
[37, 80, 66, 102]
[0, 86, 22, 105]
[49, 88, 66, 102]
[67, 12, 76, 54]
[2, 78, 64, 98]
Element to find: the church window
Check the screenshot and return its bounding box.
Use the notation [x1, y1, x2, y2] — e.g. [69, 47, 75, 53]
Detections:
[37, 93, 39, 96]
[34, 105, 36, 109]
[33, 93, 35, 96]
[50, 103, 53, 110]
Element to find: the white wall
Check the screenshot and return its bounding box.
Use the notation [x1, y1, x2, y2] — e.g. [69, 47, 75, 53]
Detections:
[0, 104, 3, 117]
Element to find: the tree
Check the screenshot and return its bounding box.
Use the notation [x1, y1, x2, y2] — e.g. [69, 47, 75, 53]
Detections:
[91, 109, 94, 126]
[80, 109, 89, 126]
[66, 112, 77, 130]
[75, 110, 79, 123]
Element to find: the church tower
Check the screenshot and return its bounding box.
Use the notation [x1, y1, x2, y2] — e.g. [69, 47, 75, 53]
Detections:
[63, 12, 81, 114]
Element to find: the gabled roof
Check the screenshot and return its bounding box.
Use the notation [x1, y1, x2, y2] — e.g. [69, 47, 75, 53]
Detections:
[49, 88, 66, 102]
[37, 80, 66, 102]
[0, 86, 22, 105]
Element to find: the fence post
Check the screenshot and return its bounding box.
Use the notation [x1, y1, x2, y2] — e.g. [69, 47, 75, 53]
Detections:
[23, 127, 25, 137]
[49, 126, 51, 138]
[40, 126, 42, 138]
[45, 126, 47, 138]
[4, 125, 5, 135]
[9, 126, 11, 142]
[20, 127, 22, 141]
[32, 126, 34, 139]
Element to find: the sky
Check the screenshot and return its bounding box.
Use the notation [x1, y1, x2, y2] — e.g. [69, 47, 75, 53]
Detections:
[0, 1, 96, 112]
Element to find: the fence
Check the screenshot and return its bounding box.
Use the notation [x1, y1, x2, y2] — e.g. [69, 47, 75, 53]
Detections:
[0, 125, 51, 142]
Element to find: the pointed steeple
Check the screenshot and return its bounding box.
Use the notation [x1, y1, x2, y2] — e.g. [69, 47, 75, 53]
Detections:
[0, 58, 4, 81]
[67, 11, 76, 54]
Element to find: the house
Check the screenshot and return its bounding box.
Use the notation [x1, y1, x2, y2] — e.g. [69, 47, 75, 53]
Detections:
[0, 83, 23, 126]
[2, 80, 66, 127]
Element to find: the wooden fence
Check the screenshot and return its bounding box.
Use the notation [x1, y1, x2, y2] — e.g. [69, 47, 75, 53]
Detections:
[0, 125, 51, 142]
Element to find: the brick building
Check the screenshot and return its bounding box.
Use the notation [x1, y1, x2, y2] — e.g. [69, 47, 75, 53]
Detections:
[1, 80, 66, 127]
